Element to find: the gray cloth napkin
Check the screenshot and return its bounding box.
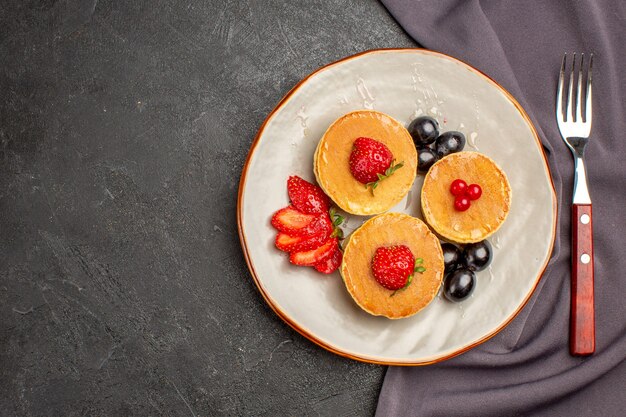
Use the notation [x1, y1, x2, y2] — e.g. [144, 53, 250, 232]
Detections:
[376, 1, 626, 416]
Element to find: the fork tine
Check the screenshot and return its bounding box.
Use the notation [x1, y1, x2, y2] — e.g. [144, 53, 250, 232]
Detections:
[557, 54, 566, 121]
[567, 53, 575, 122]
[586, 54, 593, 123]
[576, 54, 584, 122]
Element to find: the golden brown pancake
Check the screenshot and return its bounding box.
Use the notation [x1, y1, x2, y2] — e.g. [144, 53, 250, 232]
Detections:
[421, 152, 511, 243]
[314, 110, 417, 215]
[340, 213, 444, 319]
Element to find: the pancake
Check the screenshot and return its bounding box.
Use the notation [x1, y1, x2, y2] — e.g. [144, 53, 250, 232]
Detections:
[421, 152, 511, 243]
[340, 213, 444, 319]
[314, 110, 417, 215]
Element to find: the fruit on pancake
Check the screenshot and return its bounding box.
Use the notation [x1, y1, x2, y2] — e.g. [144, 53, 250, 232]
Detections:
[340, 213, 444, 319]
[371, 245, 416, 290]
[454, 196, 471, 212]
[449, 178, 482, 212]
[349, 137, 393, 183]
[314, 110, 417, 215]
[466, 183, 482, 200]
[450, 179, 468, 196]
[421, 152, 511, 243]
[349, 137, 404, 192]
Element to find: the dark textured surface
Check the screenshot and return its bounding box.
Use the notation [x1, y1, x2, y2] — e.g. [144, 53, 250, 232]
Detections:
[0, 1, 415, 415]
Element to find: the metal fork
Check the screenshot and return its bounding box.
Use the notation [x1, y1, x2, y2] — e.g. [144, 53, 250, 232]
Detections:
[556, 53, 594, 356]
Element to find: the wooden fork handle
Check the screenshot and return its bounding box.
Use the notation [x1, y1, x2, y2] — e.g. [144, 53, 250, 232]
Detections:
[571, 204, 595, 355]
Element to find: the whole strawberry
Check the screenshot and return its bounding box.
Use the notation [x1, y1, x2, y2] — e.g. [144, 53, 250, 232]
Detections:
[371, 245, 415, 290]
[287, 175, 330, 214]
[349, 137, 392, 183]
[349, 137, 404, 191]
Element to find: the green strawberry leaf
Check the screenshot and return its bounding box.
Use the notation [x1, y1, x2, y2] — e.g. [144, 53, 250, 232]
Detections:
[413, 258, 427, 274]
[329, 207, 345, 239]
[365, 159, 404, 195]
[332, 215, 345, 227]
[331, 227, 344, 239]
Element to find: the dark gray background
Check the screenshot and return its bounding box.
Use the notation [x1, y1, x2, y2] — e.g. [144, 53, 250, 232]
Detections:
[0, 0, 417, 415]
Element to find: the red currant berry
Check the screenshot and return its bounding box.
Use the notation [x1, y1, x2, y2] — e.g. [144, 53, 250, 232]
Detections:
[454, 196, 471, 211]
[467, 184, 482, 200]
[450, 179, 468, 196]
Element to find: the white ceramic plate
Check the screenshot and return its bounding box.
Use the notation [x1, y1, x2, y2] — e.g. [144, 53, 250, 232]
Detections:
[238, 49, 556, 365]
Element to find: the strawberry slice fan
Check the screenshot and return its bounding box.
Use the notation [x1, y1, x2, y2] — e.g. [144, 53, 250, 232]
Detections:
[271, 176, 343, 274]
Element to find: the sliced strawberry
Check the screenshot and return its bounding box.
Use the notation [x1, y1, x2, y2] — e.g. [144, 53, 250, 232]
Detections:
[287, 176, 330, 214]
[275, 232, 329, 253]
[289, 238, 337, 266]
[300, 213, 333, 237]
[271, 206, 316, 235]
[314, 246, 342, 274]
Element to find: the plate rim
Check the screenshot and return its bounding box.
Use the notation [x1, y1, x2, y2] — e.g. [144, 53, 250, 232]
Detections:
[237, 48, 558, 366]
